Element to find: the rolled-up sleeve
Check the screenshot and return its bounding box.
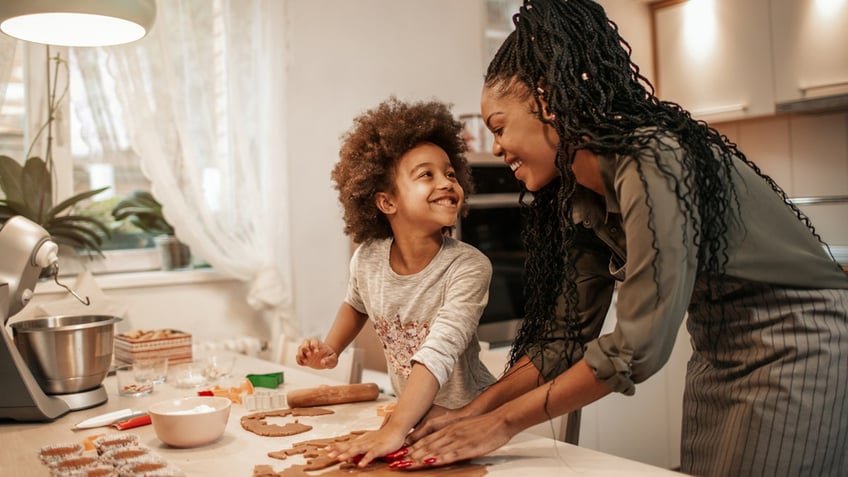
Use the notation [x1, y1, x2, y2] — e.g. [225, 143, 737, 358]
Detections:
[411, 251, 492, 387]
[584, 146, 698, 395]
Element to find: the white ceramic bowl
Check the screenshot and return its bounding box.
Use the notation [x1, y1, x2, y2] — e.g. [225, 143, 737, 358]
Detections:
[149, 396, 231, 448]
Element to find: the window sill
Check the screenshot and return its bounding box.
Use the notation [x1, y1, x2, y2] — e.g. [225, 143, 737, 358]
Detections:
[35, 268, 235, 296]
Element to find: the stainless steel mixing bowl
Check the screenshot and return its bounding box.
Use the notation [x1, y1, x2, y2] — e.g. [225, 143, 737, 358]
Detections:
[11, 315, 121, 394]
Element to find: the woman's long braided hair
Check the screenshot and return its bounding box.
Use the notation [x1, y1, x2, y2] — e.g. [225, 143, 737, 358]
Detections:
[488, 0, 821, 370]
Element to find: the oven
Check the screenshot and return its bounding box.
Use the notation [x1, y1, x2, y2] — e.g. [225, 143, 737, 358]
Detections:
[456, 154, 527, 346]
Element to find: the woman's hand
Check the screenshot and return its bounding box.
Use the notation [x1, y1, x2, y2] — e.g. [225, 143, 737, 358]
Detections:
[326, 428, 406, 468]
[402, 411, 515, 469]
[295, 339, 338, 369]
[407, 405, 469, 442]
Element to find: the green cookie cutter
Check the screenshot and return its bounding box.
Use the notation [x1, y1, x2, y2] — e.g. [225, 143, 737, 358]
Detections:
[246, 372, 284, 389]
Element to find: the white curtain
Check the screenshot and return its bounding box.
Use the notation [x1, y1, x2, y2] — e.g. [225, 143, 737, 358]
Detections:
[0, 36, 16, 114]
[86, 0, 297, 339]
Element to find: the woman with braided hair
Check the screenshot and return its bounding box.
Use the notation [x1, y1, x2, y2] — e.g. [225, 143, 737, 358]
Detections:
[368, 1, 848, 475]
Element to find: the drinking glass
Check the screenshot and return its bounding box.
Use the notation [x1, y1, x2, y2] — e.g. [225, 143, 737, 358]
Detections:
[115, 364, 153, 397]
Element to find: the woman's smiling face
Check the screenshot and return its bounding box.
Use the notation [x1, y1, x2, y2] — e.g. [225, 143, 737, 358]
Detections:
[481, 82, 560, 191]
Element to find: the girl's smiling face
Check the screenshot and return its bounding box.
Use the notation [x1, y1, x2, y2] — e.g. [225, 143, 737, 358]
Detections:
[377, 142, 464, 237]
[481, 82, 560, 192]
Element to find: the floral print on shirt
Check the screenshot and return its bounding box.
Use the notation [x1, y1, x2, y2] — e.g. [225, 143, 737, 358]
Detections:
[373, 314, 430, 378]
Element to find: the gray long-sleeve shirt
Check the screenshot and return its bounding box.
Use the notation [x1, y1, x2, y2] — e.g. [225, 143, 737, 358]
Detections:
[345, 236, 496, 408]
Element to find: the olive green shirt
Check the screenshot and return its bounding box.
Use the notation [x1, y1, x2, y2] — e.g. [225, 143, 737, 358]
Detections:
[528, 133, 848, 394]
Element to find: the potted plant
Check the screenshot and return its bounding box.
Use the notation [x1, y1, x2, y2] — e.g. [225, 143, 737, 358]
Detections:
[111, 190, 192, 270]
[0, 155, 111, 259]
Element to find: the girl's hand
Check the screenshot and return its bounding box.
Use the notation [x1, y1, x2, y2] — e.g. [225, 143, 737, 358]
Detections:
[295, 339, 338, 369]
[402, 412, 514, 469]
[326, 428, 406, 468]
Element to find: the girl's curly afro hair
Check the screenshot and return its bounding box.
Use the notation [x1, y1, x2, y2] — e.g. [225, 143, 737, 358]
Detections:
[332, 96, 474, 244]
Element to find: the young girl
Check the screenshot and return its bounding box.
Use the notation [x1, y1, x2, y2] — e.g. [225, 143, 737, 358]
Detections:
[296, 97, 496, 467]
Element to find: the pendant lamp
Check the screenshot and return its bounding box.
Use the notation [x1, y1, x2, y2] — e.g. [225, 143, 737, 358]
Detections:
[0, 0, 157, 47]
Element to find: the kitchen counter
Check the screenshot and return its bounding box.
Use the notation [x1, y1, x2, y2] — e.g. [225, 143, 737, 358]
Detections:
[0, 353, 685, 476]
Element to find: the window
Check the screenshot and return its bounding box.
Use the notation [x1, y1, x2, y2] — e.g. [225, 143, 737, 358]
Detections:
[1, 42, 163, 274]
[2, 3, 245, 278]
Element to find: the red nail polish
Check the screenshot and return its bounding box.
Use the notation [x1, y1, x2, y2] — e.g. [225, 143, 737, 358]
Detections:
[424, 457, 437, 465]
[384, 447, 408, 460]
[389, 459, 413, 469]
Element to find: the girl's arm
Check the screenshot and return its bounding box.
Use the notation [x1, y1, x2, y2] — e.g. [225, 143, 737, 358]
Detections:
[323, 302, 369, 355]
[297, 302, 368, 368]
[408, 355, 544, 441]
[326, 362, 439, 467]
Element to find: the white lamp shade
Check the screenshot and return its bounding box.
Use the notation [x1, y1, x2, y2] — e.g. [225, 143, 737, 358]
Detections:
[0, 0, 157, 47]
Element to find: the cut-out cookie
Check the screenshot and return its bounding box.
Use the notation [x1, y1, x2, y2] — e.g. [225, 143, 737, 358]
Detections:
[267, 431, 366, 463]
[241, 407, 334, 437]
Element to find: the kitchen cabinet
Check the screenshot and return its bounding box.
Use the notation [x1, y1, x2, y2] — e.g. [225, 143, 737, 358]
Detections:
[653, 0, 848, 119]
[653, 0, 775, 121]
[771, 0, 848, 108]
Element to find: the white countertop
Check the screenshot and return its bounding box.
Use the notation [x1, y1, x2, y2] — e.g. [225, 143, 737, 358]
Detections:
[0, 353, 685, 476]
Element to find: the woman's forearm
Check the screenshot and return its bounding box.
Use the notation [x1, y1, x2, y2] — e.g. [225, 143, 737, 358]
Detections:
[405, 359, 614, 467]
[462, 355, 547, 416]
[498, 359, 612, 435]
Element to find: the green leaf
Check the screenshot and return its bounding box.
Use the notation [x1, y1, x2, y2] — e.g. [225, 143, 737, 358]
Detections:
[46, 186, 110, 220]
[129, 190, 162, 208]
[111, 190, 174, 235]
[0, 204, 17, 221]
[0, 155, 25, 204]
[46, 222, 106, 256]
[112, 205, 159, 221]
[21, 157, 52, 222]
[0, 198, 39, 218]
[46, 214, 112, 238]
[48, 232, 104, 258]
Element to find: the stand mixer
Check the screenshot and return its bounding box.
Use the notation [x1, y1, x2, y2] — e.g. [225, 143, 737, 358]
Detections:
[1, 216, 114, 421]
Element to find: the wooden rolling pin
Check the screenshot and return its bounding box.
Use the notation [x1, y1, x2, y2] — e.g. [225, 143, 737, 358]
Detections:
[286, 382, 380, 408]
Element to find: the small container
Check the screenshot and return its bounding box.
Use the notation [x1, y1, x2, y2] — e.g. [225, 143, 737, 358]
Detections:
[59, 464, 117, 477]
[169, 362, 208, 388]
[134, 356, 169, 385]
[202, 353, 235, 381]
[94, 433, 140, 456]
[49, 455, 100, 475]
[114, 329, 192, 368]
[116, 364, 154, 396]
[101, 446, 157, 468]
[116, 458, 185, 476]
[38, 442, 84, 466]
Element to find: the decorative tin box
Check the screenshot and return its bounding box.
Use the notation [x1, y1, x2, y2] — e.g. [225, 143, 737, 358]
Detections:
[114, 329, 192, 366]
